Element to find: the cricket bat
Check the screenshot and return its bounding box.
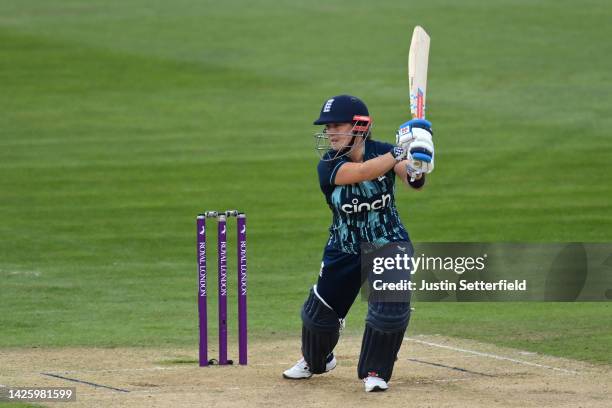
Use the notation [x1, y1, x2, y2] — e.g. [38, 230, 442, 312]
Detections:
[407, 25, 431, 174]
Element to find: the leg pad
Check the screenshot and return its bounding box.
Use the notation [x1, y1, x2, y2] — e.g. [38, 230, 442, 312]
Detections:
[301, 289, 340, 374]
[357, 302, 410, 381]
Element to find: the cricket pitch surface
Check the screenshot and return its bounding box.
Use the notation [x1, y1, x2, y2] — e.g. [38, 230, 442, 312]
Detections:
[1, 335, 609, 407]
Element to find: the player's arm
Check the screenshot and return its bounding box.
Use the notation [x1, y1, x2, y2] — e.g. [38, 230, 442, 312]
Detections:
[334, 148, 406, 185]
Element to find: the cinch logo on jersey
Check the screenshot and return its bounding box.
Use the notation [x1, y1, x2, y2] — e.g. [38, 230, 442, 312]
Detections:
[341, 194, 391, 214]
[323, 99, 334, 112]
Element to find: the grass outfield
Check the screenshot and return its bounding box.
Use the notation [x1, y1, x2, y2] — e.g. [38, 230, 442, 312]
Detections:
[1, 0, 611, 366]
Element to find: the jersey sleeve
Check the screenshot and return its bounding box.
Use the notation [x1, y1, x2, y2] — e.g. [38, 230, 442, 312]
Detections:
[317, 155, 349, 190]
[375, 141, 394, 156]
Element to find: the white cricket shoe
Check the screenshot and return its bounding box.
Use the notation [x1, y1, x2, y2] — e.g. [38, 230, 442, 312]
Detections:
[363, 374, 389, 392]
[282, 355, 337, 379]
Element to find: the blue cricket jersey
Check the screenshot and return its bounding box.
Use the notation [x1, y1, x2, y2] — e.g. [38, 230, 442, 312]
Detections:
[317, 139, 410, 254]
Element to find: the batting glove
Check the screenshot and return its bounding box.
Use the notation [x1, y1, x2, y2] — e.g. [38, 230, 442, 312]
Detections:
[390, 145, 408, 161]
[396, 119, 435, 180]
[396, 119, 432, 149]
[406, 155, 433, 181]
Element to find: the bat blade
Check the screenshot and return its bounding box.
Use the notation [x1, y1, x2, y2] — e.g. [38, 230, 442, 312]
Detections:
[408, 26, 430, 120]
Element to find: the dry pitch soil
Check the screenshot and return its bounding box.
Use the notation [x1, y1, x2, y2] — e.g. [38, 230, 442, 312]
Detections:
[1, 334, 610, 407]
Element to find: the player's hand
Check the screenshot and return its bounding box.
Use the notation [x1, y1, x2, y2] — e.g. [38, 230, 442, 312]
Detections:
[397, 119, 434, 180]
[395, 119, 432, 150]
[406, 155, 433, 180]
[409, 129, 434, 173]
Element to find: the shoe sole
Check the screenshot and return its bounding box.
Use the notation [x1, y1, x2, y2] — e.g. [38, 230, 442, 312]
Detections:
[366, 385, 388, 392]
[282, 373, 312, 380]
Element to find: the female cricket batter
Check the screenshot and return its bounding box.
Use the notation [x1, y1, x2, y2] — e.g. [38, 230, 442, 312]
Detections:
[282, 95, 435, 392]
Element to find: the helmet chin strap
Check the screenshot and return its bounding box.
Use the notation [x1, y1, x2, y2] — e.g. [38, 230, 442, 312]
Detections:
[339, 135, 356, 156]
[343, 135, 366, 160]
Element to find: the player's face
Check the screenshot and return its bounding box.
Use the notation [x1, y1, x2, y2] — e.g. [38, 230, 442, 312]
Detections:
[325, 123, 354, 150]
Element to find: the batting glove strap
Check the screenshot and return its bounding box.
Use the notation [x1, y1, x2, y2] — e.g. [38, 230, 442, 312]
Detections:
[391, 146, 408, 161]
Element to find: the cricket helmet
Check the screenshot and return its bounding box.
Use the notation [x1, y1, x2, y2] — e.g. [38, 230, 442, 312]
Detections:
[313, 94, 369, 125]
[313, 95, 373, 161]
